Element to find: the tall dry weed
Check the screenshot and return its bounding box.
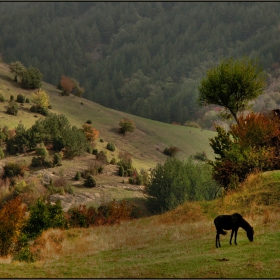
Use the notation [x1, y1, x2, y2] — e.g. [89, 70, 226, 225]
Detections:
[30, 228, 65, 261]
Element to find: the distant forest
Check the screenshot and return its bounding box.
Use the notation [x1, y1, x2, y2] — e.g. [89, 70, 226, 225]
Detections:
[1, 2, 280, 128]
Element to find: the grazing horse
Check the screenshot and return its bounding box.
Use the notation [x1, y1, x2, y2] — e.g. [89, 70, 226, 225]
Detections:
[214, 213, 254, 248]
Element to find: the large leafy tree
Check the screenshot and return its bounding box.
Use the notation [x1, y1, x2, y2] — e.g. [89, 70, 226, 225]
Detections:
[198, 57, 266, 124]
[21, 67, 43, 89]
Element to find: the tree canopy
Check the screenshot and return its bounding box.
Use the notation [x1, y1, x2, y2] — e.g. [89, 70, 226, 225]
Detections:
[198, 57, 266, 124]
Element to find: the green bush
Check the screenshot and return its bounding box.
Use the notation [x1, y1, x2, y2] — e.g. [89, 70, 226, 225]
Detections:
[117, 160, 134, 177]
[3, 162, 26, 178]
[31, 156, 45, 167]
[0, 147, 4, 159]
[74, 171, 81, 181]
[119, 118, 135, 135]
[84, 175, 96, 188]
[16, 94, 26, 103]
[53, 153, 62, 166]
[23, 199, 65, 239]
[21, 66, 42, 89]
[35, 143, 49, 158]
[7, 101, 19, 115]
[145, 157, 218, 214]
[194, 151, 208, 161]
[163, 146, 180, 157]
[0, 94, 4, 102]
[106, 142, 115, 151]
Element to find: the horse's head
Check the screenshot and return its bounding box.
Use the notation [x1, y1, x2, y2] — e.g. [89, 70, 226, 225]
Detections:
[247, 227, 254, 242]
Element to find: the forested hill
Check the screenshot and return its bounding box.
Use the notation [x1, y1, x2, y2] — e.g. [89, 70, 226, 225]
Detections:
[1, 2, 280, 127]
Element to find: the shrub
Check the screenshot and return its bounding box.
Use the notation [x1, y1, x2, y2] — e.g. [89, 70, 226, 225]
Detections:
[92, 148, 98, 155]
[87, 162, 104, 176]
[82, 124, 99, 142]
[74, 171, 81, 181]
[35, 143, 49, 158]
[84, 175, 96, 188]
[106, 142, 115, 151]
[7, 101, 19, 115]
[25, 98, 30, 103]
[16, 94, 26, 103]
[0, 93, 4, 102]
[13, 233, 35, 262]
[66, 199, 135, 228]
[3, 162, 27, 179]
[163, 146, 180, 157]
[117, 160, 134, 177]
[53, 153, 62, 166]
[23, 199, 65, 239]
[110, 158, 116, 165]
[0, 147, 4, 159]
[145, 157, 218, 214]
[96, 150, 108, 164]
[86, 120, 92, 124]
[119, 118, 135, 135]
[31, 156, 45, 167]
[194, 151, 207, 161]
[184, 121, 202, 129]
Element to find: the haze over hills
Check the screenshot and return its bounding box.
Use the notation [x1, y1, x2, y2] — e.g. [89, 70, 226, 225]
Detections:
[1, 2, 280, 129]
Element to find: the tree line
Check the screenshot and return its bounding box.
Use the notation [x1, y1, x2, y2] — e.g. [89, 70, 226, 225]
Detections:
[0, 2, 280, 126]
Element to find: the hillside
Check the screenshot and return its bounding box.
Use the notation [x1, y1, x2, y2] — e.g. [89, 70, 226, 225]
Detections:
[1, 171, 280, 277]
[0, 62, 216, 210]
[1, 2, 280, 126]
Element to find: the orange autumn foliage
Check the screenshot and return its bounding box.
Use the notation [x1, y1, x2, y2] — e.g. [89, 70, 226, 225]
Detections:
[82, 124, 99, 142]
[0, 196, 27, 256]
[60, 75, 75, 95]
[230, 112, 280, 148]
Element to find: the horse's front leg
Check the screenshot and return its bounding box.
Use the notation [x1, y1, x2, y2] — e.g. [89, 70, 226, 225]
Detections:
[234, 229, 238, 245]
[229, 230, 234, 245]
[216, 233, 220, 248]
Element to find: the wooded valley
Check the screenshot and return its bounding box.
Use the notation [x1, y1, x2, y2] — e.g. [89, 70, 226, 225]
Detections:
[1, 2, 280, 127]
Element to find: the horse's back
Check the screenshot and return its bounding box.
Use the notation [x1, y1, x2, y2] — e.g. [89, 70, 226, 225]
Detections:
[214, 213, 242, 230]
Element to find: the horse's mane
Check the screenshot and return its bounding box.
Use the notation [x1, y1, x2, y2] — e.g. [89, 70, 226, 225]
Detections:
[240, 217, 252, 231]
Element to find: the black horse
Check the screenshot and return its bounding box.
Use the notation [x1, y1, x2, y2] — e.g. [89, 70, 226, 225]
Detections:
[214, 213, 254, 248]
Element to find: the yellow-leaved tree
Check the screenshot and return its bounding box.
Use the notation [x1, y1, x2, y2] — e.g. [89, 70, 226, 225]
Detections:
[31, 89, 50, 109]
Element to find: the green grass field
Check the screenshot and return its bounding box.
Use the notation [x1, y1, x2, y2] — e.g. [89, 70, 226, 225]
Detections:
[0, 172, 278, 277]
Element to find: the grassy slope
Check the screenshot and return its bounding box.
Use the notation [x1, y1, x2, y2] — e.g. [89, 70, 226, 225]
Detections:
[1, 171, 280, 277]
[0, 62, 216, 171]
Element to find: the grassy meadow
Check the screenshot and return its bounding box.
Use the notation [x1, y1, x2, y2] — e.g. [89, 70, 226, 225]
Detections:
[0, 172, 280, 278]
